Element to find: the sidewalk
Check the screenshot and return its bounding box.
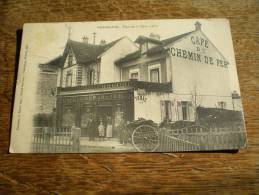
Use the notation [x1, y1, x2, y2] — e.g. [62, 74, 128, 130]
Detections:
[79, 137, 135, 152]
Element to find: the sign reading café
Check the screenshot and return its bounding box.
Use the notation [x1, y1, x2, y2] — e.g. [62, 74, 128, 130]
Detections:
[170, 35, 229, 68]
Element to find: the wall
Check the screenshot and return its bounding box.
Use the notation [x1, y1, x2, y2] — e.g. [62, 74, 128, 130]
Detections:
[134, 90, 173, 124]
[36, 71, 57, 113]
[169, 30, 233, 109]
[58, 49, 78, 87]
[61, 65, 77, 87]
[121, 56, 168, 82]
[99, 37, 138, 83]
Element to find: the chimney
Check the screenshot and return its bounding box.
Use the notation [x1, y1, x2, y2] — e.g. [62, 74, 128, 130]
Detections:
[99, 39, 106, 46]
[93, 32, 96, 45]
[82, 36, 89, 44]
[195, 21, 201, 30]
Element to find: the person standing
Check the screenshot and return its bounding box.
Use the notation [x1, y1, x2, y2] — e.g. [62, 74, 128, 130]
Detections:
[106, 116, 112, 139]
[88, 116, 94, 141]
[98, 119, 105, 141]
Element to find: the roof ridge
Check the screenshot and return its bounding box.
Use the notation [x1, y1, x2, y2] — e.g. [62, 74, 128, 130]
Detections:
[161, 30, 196, 45]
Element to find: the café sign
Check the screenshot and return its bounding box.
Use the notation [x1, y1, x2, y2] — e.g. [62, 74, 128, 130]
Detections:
[170, 35, 229, 68]
[135, 89, 147, 103]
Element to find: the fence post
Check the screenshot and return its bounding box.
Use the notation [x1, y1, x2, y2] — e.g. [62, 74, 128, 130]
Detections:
[71, 126, 81, 152]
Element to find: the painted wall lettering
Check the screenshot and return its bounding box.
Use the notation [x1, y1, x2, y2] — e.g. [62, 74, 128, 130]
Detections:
[170, 46, 228, 68]
[191, 36, 209, 48]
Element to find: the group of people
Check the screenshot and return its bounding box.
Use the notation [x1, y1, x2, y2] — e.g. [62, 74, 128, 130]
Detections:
[87, 115, 113, 141]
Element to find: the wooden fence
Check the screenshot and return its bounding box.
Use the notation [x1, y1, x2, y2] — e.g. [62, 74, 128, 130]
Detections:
[32, 127, 80, 153]
[158, 125, 246, 152]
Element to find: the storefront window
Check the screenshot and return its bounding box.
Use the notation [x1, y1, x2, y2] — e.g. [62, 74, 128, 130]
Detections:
[218, 101, 226, 109]
[62, 108, 75, 127]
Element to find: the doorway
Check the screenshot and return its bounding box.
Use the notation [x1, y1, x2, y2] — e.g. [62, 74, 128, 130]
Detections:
[96, 106, 113, 137]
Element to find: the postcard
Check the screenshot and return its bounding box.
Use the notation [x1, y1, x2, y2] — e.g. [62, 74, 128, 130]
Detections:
[10, 19, 247, 153]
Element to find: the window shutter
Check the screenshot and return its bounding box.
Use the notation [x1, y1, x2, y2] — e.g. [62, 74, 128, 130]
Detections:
[168, 101, 172, 120]
[188, 101, 195, 121]
[177, 101, 183, 120]
[160, 101, 165, 121]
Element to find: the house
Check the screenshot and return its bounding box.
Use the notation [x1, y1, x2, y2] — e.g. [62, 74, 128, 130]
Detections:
[55, 36, 139, 135]
[115, 22, 233, 123]
[36, 56, 62, 114]
[54, 22, 235, 137]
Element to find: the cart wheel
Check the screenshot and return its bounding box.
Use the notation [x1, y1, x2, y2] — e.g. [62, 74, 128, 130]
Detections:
[132, 125, 159, 152]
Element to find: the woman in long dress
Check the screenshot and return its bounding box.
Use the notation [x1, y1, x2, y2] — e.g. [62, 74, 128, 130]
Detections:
[98, 119, 105, 141]
[106, 117, 113, 139]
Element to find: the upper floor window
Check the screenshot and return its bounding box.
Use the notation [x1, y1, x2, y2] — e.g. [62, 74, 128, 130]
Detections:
[129, 68, 140, 80]
[66, 73, 72, 87]
[68, 50, 73, 67]
[150, 68, 160, 82]
[148, 63, 161, 83]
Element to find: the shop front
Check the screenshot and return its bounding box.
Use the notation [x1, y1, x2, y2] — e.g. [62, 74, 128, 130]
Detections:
[56, 89, 134, 138]
[56, 80, 172, 137]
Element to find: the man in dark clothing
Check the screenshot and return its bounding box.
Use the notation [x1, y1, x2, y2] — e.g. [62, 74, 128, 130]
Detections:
[88, 116, 95, 141]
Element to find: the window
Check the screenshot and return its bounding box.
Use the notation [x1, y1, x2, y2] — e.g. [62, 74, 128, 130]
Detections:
[129, 69, 140, 80]
[89, 69, 95, 84]
[164, 101, 171, 120]
[161, 101, 172, 121]
[68, 50, 73, 67]
[218, 101, 226, 109]
[181, 101, 189, 120]
[66, 73, 72, 87]
[150, 68, 160, 82]
[148, 64, 161, 83]
[177, 101, 191, 121]
[130, 72, 139, 80]
[141, 43, 148, 53]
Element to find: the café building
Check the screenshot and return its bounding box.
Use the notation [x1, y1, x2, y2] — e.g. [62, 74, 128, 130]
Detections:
[55, 22, 234, 136]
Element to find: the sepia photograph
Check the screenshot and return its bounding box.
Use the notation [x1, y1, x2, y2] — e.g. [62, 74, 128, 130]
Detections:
[10, 19, 247, 153]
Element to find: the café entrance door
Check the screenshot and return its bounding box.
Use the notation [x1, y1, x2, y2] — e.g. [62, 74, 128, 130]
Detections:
[96, 106, 113, 137]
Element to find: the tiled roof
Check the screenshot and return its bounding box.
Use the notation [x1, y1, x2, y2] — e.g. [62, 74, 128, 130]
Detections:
[161, 30, 195, 45]
[115, 50, 141, 64]
[116, 30, 195, 65]
[64, 37, 123, 64]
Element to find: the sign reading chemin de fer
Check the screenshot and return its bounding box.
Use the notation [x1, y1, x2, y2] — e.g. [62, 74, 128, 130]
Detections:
[170, 35, 229, 68]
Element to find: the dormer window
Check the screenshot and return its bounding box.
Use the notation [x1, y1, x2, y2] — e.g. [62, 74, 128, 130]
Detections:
[140, 43, 148, 54]
[135, 35, 162, 55]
